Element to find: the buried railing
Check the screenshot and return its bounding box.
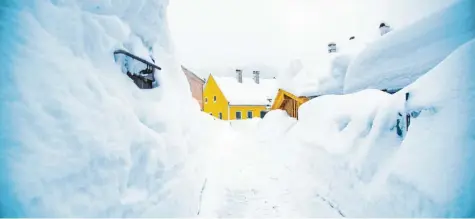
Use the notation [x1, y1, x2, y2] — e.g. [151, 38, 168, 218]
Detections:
[113, 49, 162, 89]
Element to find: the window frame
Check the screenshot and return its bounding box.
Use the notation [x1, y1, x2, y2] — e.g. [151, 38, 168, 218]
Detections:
[260, 111, 267, 118]
[247, 111, 253, 118]
[236, 111, 242, 120]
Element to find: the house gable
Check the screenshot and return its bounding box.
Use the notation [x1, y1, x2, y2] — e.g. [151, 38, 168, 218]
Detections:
[203, 75, 230, 119]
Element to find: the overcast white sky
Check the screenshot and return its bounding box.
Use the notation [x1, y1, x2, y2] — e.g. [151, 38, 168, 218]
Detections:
[168, 0, 456, 77]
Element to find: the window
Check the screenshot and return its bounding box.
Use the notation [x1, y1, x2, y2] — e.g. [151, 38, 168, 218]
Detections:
[205, 97, 208, 104]
[209, 112, 212, 116]
[213, 96, 217, 102]
[247, 111, 253, 118]
[236, 111, 242, 120]
[219, 112, 222, 119]
[260, 111, 268, 118]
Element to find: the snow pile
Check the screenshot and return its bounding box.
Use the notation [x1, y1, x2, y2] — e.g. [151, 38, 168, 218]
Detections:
[282, 38, 366, 97]
[360, 38, 475, 217]
[284, 38, 475, 217]
[255, 110, 297, 142]
[229, 118, 261, 133]
[0, 0, 220, 217]
[213, 76, 277, 106]
[277, 59, 303, 88]
[344, 0, 475, 93]
[294, 89, 392, 154]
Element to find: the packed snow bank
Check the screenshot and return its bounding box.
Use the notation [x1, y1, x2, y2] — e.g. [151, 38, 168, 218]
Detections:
[0, 0, 222, 217]
[255, 110, 297, 142]
[294, 89, 392, 154]
[271, 39, 475, 217]
[282, 39, 366, 97]
[362, 38, 475, 217]
[344, 0, 475, 93]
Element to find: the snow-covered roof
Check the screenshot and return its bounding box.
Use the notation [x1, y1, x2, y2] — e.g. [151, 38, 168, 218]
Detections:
[213, 76, 277, 106]
[344, 0, 475, 94]
[282, 39, 366, 97]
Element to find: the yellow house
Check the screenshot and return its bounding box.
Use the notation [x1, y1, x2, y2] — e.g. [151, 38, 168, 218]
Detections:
[271, 89, 319, 119]
[203, 72, 277, 120]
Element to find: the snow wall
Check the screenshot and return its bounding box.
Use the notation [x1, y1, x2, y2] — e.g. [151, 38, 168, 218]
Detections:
[0, 0, 226, 217]
[257, 38, 475, 217]
[344, 0, 475, 93]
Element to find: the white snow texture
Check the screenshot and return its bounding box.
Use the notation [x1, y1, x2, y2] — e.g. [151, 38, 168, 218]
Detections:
[0, 0, 474, 217]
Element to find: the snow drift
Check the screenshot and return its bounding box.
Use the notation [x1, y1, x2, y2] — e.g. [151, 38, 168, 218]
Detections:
[362, 38, 475, 217]
[272, 38, 475, 217]
[0, 0, 219, 217]
[282, 38, 366, 97]
[344, 0, 475, 93]
[1, 0, 474, 217]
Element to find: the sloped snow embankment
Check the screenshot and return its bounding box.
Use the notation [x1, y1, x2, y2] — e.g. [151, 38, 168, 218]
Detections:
[258, 38, 475, 217]
[0, 0, 228, 217]
[362, 38, 475, 217]
[344, 0, 475, 93]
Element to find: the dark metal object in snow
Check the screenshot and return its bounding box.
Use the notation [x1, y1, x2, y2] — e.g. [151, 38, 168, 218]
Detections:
[113, 49, 162, 89]
[114, 49, 162, 70]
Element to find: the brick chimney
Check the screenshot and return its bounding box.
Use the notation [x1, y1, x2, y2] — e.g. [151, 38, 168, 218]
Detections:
[253, 70, 260, 84]
[236, 69, 243, 83]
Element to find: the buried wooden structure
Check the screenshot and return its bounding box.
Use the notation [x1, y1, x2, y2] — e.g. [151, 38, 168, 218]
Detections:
[271, 89, 314, 119]
[113, 49, 162, 89]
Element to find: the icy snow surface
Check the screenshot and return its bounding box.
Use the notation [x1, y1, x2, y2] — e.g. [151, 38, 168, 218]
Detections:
[0, 0, 474, 217]
[344, 0, 475, 93]
[213, 76, 277, 106]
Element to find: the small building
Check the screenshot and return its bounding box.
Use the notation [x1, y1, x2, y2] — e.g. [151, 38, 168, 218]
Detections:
[182, 65, 205, 110]
[271, 89, 316, 119]
[203, 69, 277, 120]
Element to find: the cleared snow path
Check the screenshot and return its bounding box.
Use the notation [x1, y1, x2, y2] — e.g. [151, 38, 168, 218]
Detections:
[197, 122, 345, 218]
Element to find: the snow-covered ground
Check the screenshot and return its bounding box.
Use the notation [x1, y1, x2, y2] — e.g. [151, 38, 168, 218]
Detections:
[1, 0, 474, 217]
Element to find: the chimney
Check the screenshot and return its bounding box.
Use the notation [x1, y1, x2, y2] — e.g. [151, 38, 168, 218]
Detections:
[236, 69, 243, 83]
[253, 70, 260, 84]
[379, 22, 391, 36]
[328, 42, 337, 53]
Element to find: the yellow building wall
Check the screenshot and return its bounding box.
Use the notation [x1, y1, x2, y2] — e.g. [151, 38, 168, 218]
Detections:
[203, 74, 270, 120]
[229, 105, 268, 120]
[203, 75, 229, 120]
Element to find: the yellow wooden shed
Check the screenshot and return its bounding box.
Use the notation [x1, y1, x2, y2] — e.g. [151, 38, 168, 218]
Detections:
[271, 89, 315, 119]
